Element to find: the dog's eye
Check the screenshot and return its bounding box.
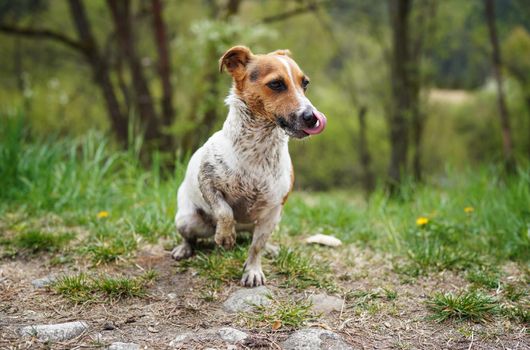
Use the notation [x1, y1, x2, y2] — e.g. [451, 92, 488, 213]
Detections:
[302, 78, 310, 91]
[267, 80, 287, 92]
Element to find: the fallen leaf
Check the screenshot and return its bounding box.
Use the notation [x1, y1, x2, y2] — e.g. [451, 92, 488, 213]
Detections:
[305, 234, 342, 247]
[272, 320, 282, 330]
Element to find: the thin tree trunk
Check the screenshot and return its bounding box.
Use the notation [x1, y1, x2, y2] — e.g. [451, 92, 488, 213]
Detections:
[484, 0, 516, 172]
[358, 106, 375, 194]
[107, 0, 161, 144]
[183, 0, 242, 151]
[387, 0, 412, 193]
[68, 0, 128, 145]
[410, 0, 437, 182]
[151, 0, 174, 149]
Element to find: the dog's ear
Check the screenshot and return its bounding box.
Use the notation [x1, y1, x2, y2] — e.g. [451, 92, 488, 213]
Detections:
[219, 46, 253, 79]
[270, 49, 292, 57]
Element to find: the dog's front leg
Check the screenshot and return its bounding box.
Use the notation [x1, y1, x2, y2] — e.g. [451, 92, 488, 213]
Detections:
[242, 206, 282, 287]
[200, 180, 236, 249]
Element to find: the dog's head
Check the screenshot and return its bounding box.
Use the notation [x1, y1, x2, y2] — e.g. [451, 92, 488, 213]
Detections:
[219, 46, 326, 138]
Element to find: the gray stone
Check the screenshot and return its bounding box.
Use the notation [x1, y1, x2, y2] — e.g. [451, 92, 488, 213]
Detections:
[31, 275, 57, 288]
[169, 327, 248, 347]
[309, 293, 344, 314]
[282, 328, 352, 350]
[168, 331, 193, 347]
[108, 342, 140, 350]
[19, 321, 89, 342]
[216, 327, 247, 343]
[222, 286, 271, 313]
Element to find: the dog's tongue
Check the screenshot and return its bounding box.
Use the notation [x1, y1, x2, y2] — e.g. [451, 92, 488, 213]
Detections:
[303, 111, 327, 135]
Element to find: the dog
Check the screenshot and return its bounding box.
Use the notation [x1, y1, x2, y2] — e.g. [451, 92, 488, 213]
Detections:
[171, 46, 327, 287]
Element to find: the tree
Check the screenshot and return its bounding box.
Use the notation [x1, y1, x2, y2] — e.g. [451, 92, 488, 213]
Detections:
[69, 0, 128, 145]
[484, 0, 516, 172]
[181, 0, 242, 151]
[151, 0, 174, 149]
[409, 0, 437, 182]
[503, 26, 530, 158]
[0, 0, 177, 151]
[387, 0, 413, 193]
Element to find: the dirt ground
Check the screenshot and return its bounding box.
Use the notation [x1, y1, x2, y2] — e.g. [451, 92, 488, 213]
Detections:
[0, 241, 528, 350]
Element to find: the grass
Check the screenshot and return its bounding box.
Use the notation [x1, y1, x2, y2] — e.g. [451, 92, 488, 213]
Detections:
[426, 291, 499, 322]
[52, 270, 157, 303]
[178, 246, 248, 287]
[242, 294, 316, 330]
[466, 267, 500, 289]
[272, 247, 336, 291]
[2, 230, 74, 255]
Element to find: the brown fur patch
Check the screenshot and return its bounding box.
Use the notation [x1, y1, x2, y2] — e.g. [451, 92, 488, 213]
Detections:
[220, 46, 309, 126]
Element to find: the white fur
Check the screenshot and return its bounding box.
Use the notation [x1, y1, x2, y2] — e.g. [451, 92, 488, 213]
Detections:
[175, 91, 292, 227]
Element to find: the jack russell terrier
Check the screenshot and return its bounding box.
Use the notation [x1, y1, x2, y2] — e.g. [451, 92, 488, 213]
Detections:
[171, 46, 327, 287]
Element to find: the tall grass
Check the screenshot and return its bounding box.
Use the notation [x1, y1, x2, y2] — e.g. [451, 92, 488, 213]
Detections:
[1, 112, 186, 249]
[283, 168, 530, 266]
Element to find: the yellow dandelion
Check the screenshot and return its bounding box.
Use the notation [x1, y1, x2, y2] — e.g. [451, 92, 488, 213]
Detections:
[464, 207, 474, 214]
[97, 211, 109, 219]
[416, 217, 429, 226]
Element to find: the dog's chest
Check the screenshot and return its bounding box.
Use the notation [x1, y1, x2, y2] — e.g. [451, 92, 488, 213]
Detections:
[214, 159, 289, 223]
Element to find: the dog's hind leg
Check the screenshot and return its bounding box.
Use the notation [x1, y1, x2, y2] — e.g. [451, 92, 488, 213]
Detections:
[242, 206, 282, 287]
[171, 208, 215, 260]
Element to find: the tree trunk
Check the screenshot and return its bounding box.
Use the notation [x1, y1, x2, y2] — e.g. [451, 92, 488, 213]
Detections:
[387, 0, 412, 193]
[107, 0, 161, 145]
[182, 0, 242, 151]
[484, 0, 516, 173]
[409, 0, 437, 182]
[358, 106, 375, 195]
[68, 0, 128, 145]
[151, 0, 174, 149]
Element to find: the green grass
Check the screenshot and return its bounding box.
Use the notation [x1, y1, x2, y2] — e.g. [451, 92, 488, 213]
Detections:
[3, 231, 74, 255]
[243, 294, 316, 329]
[178, 246, 248, 287]
[426, 291, 499, 322]
[282, 168, 530, 275]
[52, 271, 157, 303]
[466, 267, 500, 289]
[1, 112, 184, 263]
[272, 247, 335, 291]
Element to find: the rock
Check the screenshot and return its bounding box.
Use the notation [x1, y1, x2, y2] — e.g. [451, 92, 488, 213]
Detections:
[168, 331, 193, 347]
[283, 328, 352, 350]
[31, 275, 57, 288]
[216, 327, 248, 343]
[309, 293, 344, 314]
[19, 321, 89, 342]
[108, 342, 140, 350]
[305, 234, 342, 247]
[222, 286, 271, 313]
[169, 327, 248, 347]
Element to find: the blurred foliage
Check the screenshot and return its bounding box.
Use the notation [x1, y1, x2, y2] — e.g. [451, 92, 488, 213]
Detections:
[0, 0, 529, 189]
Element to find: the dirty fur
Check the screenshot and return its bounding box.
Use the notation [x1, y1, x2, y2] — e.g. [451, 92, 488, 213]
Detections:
[171, 46, 319, 287]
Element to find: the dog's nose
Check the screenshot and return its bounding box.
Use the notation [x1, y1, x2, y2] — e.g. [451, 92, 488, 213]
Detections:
[301, 109, 317, 128]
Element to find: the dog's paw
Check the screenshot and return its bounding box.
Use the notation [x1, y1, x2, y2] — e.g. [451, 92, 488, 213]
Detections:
[171, 243, 193, 260]
[215, 232, 236, 250]
[241, 265, 266, 287]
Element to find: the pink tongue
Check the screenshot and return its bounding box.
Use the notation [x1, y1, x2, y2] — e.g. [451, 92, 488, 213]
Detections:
[303, 111, 327, 135]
